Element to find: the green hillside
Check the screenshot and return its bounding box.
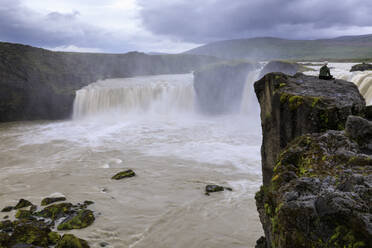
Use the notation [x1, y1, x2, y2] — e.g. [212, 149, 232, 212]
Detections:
[185, 35, 372, 61]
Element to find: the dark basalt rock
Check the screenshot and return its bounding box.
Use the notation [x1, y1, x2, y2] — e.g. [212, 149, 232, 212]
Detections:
[57, 210, 95, 230]
[111, 169, 136, 180]
[14, 199, 33, 210]
[193, 61, 258, 114]
[254, 72, 371, 247]
[1, 206, 14, 212]
[205, 184, 232, 195]
[350, 63, 372, 72]
[40, 197, 66, 206]
[56, 234, 89, 248]
[254, 72, 365, 185]
[0, 198, 93, 248]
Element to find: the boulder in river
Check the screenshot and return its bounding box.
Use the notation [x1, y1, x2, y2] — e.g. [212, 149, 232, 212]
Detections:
[350, 62, 372, 72]
[111, 169, 136, 180]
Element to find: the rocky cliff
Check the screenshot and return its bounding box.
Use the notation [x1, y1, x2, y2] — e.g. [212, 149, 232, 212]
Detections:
[350, 63, 372, 72]
[0, 42, 220, 122]
[193, 61, 258, 114]
[254, 73, 371, 247]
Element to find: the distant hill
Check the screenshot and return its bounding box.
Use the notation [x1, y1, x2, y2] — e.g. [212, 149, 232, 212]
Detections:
[184, 34, 372, 61]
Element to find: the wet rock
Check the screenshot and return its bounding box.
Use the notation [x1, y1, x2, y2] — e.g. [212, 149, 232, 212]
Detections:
[14, 199, 33, 210]
[1, 206, 14, 212]
[83, 200, 94, 206]
[350, 62, 372, 72]
[47, 232, 61, 245]
[99, 241, 109, 247]
[254, 72, 365, 185]
[40, 197, 66, 206]
[3, 216, 9, 220]
[15, 210, 35, 220]
[36, 203, 73, 221]
[254, 72, 371, 247]
[255, 236, 267, 248]
[111, 169, 136, 180]
[205, 185, 224, 195]
[57, 210, 95, 230]
[8, 219, 51, 247]
[56, 234, 89, 248]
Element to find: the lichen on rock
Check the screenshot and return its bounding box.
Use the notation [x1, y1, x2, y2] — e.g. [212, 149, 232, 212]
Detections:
[254, 72, 371, 247]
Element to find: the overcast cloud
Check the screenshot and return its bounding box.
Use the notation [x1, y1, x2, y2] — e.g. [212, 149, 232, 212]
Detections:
[1, 0, 372, 53]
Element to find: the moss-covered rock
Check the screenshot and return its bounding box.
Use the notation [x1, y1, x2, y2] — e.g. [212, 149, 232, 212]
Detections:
[57, 210, 95, 230]
[350, 62, 372, 72]
[15, 210, 35, 220]
[48, 231, 61, 244]
[1, 206, 14, 212]
[41, 197, 66, 206]
[14, 199, 33, 209]
[254, 72, 365, 185]
[35, 203, 73, 221]
[56, 234, 89, 248]
[111, 169, 136, 180]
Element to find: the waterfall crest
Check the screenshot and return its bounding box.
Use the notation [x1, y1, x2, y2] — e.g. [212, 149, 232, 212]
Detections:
[339, 72, 372, 105]
[73, 74, 195, 119]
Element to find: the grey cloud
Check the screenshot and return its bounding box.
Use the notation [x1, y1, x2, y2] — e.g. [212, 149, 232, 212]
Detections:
[138, 0, 372, 43]
[0, 0, 136, 52]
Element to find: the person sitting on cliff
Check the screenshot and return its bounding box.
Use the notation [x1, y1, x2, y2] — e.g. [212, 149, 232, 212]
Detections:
[319, 61, 334, 80]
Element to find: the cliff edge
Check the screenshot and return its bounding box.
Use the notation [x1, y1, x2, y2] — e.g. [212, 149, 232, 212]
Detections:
[254, 73, 371, 247]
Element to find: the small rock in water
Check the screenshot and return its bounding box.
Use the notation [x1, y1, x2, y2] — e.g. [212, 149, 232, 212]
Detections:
[1, 206, 14, 212]
[111, 169, 136, 180]
[14, 199, 33, 209]
[205, 184, 224, 195]
[41, 197, 67, 206]
[100, 241, 109, 247]
[57, 209, 95, 230]
[3, 215, 8, 219]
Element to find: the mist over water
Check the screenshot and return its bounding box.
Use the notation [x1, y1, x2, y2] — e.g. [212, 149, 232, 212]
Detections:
[0, 72, 263, 247]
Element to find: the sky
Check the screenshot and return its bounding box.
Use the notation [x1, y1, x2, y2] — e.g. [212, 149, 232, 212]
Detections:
[1, 0, 372, 53]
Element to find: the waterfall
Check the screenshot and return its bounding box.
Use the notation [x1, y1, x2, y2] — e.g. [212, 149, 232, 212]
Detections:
[73, 74, 195, 119]
[339, 71, 372, 105]
[73, 70, 261, 120]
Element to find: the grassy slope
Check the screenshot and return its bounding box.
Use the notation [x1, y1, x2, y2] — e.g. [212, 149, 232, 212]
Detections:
[185, 35, 372, 61]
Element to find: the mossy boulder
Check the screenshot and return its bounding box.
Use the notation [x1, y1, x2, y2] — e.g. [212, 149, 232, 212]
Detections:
[36, 203, 73, 221]
[56, 234, 89, 248]
[0, 198, 93, 248]
[111, 169, 136, 180]
[14, 199, 33, 209]
[41, 197, 66, 206]
[1, 206, 14, 212]
[57, 210, 95, 230]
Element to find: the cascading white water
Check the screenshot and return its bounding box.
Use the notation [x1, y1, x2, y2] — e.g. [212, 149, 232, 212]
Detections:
[73, 74, 195, 119]
[73, 71, 261, 119]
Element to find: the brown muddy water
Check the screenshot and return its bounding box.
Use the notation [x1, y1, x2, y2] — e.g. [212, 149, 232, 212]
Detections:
[0, 74, 263, 248]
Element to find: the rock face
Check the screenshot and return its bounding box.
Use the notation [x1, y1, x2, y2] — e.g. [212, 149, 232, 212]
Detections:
[254, 72, 365, 185]
[193, 61, 258, 114]
[0, 42, 220, 122]
[258, 61, 310, 79]
[254, 72, 371, 247]
[350, 63, 372, 72]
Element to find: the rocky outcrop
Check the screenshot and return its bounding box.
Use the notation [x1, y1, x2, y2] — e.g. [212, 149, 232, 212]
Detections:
[0, 42, 220, 122]
[350, 63, 372, 72]
[193, 61, 258, 114]
[259, 61, 312, 79]
[254, 72, 365, 185]
[254, 72, 371, 247]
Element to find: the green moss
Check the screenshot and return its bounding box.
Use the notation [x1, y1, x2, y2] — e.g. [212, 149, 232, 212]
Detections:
[111, 169, 136, 180]
[288, 95, 304, 110]
[48, 231, 61, 244]
[15, 210, 33, 219]
[327, 225, 366, 248]
[36, 202, 73, 220]
[56, 234, 89, 248]
[311, 97, 321, 108]
[41, 197, 66, 206]
[279, 83, 286, 88]
[57, 209, 95, 230]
